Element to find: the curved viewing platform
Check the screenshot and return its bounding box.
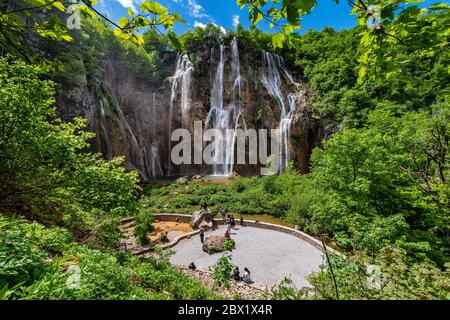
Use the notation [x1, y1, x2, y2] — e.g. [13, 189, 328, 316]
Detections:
[151, 214, 338, 288]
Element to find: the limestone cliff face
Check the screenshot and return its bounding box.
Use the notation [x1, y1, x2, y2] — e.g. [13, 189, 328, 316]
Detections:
[56, 37, 323, 179]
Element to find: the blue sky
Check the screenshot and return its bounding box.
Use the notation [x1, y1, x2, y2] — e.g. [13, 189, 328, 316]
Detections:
[96, 0, 447, 35]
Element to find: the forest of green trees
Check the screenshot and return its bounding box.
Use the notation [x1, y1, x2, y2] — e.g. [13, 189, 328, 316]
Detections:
[0, 0, 448, 300]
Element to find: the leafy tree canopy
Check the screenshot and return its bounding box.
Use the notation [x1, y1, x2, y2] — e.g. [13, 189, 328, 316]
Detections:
[238, 0, 450, 81]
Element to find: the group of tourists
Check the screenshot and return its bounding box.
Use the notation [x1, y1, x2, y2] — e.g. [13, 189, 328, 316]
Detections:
[195, 206, 245, 241]
[194, 205, 254, 285]
[188, 264, 253, 285]
[232, 266, 252, 284]
[220, 208, 244, 236]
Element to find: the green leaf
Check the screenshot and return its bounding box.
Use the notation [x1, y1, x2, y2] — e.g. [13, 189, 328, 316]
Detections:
[141, 1, 168, 15]
[118, 17, 129, 28]
[251, 11, 263, 24]
[52, 1, 65, 12]
[272, 33, 285, 48]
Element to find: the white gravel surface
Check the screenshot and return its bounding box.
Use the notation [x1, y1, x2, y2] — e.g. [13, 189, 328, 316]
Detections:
[170, 225, 325, 288]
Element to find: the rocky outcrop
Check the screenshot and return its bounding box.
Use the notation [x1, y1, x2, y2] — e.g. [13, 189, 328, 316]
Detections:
[190, 209, 215, 230]
[202, 235, 225, 253]
[55, 36, 325, 178]
[289, 86, 324, 174]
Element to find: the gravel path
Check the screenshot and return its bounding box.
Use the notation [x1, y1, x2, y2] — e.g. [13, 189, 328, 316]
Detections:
[170, 225, 325, 288]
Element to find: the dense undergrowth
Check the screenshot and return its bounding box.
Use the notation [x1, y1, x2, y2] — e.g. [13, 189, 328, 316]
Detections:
[0, 215, 218, 300]
[0, 57, 218, 299]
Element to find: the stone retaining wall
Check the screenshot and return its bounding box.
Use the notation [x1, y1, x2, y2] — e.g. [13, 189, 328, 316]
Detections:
[159, 230, 200, 250]
[153, 213, 339, 255]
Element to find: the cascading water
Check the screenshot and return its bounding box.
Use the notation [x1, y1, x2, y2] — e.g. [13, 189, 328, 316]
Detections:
[275, 54, 298, 87]
[279, 93, 297, 171]
[149, 92, 163, 177]
[231, 37, 242, 102]
[122, 109, 146, 178]
[205, 38, 246, 176]
[170, 53, 194, 128]
[99, 99, 113, 160]
[228, 37, 246, 174]
[168, 53, 194, 175]
[261, 51, 287, 117]
[261, 51, 297, 172]
[206, 44, 227, 175]
[130, 40, 298, 178]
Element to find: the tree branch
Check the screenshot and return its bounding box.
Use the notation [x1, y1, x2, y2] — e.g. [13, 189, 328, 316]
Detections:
[1, 0, 58, 16]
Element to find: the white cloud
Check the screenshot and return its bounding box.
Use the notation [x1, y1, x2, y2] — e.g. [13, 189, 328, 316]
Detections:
[188, 0, 207, 18]
[116, 0, 137, 13]
[232, 15, 240, 28]
[194, 21, 207, 29]
[218, 25, 226, 34]
[194, 21, 226, 34]
[173, 0, 211, 19]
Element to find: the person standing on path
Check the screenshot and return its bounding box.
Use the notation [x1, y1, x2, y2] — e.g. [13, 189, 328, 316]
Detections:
[199, 228, 205, 243]
[240, 215, 244, 226]
[226, 215, 232, 232]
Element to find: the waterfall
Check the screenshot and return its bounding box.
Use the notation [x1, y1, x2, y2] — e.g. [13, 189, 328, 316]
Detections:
[261, 51, 287, 118]
[231, 37, 241, 102]
[275, 54, 298, 86]
[151, 145, 163, 177]
[149, 92, 163, 177]
[170, 53, 194, 128]
[125, 113, 146, 178]
[205, 39, 246, 176]
[99, 99, 113, 160]
[206, 44, 227, 175]
[261, 51, 297, 172]
[279, 93, 297, 171]
[229, 37, 246, 174]
[210, 44, 225, 112]
[168, 53, 194, 175]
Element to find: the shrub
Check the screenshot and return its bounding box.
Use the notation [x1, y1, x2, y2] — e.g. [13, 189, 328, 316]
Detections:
[210, 253, 235, 289]
[224, 239, 236, 252]
[134, 209, 154, 245]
